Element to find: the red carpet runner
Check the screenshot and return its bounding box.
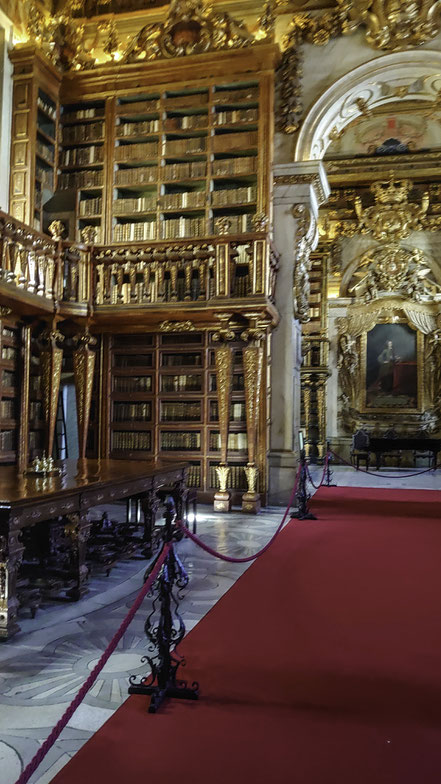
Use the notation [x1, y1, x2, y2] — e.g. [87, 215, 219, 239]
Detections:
[53, 487, 441, 784]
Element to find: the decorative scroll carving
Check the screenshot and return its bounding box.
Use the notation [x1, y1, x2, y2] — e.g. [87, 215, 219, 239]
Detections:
[73, 329, 97, 459]
[354, 175, 429, 242]
[0, 528, 25, 639]
[292, 204, 317, 323]
[159, 320, 195, 332]
[340, 0, 441, 50]
[39, 326, 64, 459]
[347, 246, 441, 303]
[123, 0, 253, 63]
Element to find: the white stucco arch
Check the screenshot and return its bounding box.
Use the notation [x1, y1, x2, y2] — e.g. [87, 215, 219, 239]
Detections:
[295, 50, 441, 162]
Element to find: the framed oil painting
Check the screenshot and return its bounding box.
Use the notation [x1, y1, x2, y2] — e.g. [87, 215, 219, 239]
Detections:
[361, 322, 423, 413]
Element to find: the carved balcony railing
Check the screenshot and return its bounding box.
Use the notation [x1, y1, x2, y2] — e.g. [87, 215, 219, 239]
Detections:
[0, 212, 61, 303]
[91, 234, 278, 307]
[0, 212, 279, 315]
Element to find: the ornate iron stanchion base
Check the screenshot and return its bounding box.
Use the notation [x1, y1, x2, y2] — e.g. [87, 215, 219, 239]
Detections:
[324, 442, 337, 487]
[128, 498, 199, 713]
[290, 450, 317, 521]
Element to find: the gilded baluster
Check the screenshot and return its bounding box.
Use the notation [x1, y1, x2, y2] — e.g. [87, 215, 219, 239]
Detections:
[157, 263, 165, 301]
[39, 326, 64, 458]
[184, 261, 192, 300]
[36, 255, 47, 296]
[45, 257, 55, 299]
[73, 329, 97, 459]
[170, 262, 178, 301]
[198, 260, 207, 299]
[213, 313, 236, 513]
[104, 262, 112, 303]
[16, 246, 27, 288]
[128, 261, 137, 302]
[142, 262, 151, 302]
[95, 262, 104, 305]
[27, 249, 37, 294]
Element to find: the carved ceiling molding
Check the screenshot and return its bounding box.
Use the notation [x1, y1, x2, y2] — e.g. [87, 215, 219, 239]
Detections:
[17, 0, 277, 71]
[273, 172, 328, 204]
[295, 51, 441, 159]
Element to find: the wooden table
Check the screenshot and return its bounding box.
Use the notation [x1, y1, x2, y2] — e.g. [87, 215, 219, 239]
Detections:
[0, 459, 187, 640]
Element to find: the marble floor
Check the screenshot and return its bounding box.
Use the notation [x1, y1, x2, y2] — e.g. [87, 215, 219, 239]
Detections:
[1, 465, 440, 784]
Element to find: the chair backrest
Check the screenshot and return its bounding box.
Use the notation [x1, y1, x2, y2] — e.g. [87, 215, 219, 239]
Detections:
[352, 429, 370, 451]
[383, 428, 398, 439]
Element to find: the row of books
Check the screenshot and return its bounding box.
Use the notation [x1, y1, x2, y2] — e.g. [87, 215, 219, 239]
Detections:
[187, 464, 201, 487]
[214, 108, 258, 126]
[213, 87, 259, 105]
[162, 191, 205, 210]
[0, 430, 16, 451]
[213, 131, 258, 153]
[117, 119, 159, 137]
[209, 402, 246, 422]
[115, 166, 158, 186]
[164, 93, 208, 109]
[79, 197, 102, 216]
[2, 347, 17, 361]
[61, 145, 104, 166]
[113, 402, 152, 421]
[30, 400, 42, 419]
[165, 137, 207, 156]
[63, 107, 103, 122]
[115, 142, 158, 162]
[114, 196, 157, 214]
[113, 375, 153, 392]
[29, 431, 42, 449]
[113, 221, 156, 242]
[210, 464, 247, 489]
[62, 122, 104, 144]
[36, 140, 54, 165]
[162, 352, 202, 367]
[209, 373, 245, 392]
[36, 165, 54, 188]
[59, 169, 104, 189]
[162, 161, 207, 181]
[161, 216, 205, 239]
[212, 186, 257, 206]
[210, 432, 248, 451]
[212, 155, 257, 177]
[164, 115, 207, 131]
[2, 327, 17, 340]
[118, 99, 159, 115]
[161, 374, 202, 392]
[160, 402, 201, 421]
[214, 213, 255, 234]
[0, 399, 15, 419]
[113, 431, 152, 451]
[160, 432, 201, 450]
[38, 95, 56, 119]
[2, 370, 16, 388]
[114, 354, 153, 368]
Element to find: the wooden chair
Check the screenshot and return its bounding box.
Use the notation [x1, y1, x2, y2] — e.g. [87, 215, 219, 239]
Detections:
[350, 429, 371, 470]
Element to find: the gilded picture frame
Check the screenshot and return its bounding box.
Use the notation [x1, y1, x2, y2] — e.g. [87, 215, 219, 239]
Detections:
[360, 321, 423, 414]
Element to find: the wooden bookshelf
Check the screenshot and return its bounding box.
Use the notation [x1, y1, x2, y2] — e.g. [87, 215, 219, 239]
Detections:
[0, 321, 20, 463]
[9, 48, 61, 233]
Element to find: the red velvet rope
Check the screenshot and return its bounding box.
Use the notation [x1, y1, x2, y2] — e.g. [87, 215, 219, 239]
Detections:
[15, 542, 172, 784]
[178, 464, 302, 563]
[330, 448, 440, 479]
[306, 453, 330, 490]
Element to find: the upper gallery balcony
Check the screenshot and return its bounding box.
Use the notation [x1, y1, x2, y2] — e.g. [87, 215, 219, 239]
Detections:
[0, 211, 279, 327]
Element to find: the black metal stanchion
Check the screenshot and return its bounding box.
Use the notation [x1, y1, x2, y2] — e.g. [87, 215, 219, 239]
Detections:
[324, 441, 337, 487]
[290, 450, 317, 520]
[128, 498, 199, 713]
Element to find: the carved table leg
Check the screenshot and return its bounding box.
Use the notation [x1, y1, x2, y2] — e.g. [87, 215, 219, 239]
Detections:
[64, 513, 91, 600]
[140, 491, 160, 558]
[0, 520, 24, 640]
[172, 479, 188, 526]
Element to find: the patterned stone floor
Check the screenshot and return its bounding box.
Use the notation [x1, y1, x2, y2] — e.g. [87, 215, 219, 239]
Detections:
[1, 465, 440, 784]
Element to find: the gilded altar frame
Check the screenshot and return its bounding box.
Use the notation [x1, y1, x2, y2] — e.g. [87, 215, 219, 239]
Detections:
[359, 320, 424, 415]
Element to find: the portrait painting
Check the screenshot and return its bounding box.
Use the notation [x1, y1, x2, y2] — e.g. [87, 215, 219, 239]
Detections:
[362, 322, 421, 412]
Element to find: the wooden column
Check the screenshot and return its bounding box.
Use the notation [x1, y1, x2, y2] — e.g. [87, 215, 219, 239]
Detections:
[213, 313, 235, 512]
[17, 322, 31, 473]
[40, 326, 64, 458]
[241, 313, 267, 514]
[73, 329, 96, 460]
